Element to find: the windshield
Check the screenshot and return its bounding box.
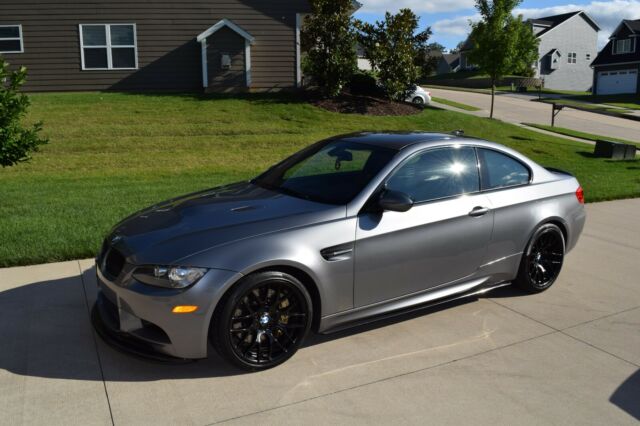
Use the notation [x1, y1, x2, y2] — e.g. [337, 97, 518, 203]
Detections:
[252, 139, 397, 205]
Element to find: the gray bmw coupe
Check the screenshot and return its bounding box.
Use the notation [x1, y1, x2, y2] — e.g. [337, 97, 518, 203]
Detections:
[93, 132, 585, 370]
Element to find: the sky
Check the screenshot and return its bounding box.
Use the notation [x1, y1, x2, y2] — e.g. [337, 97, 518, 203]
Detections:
[354, 0, 640, 51]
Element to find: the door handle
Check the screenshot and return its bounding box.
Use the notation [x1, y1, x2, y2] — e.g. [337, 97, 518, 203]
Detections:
[469, 206, 490, 217]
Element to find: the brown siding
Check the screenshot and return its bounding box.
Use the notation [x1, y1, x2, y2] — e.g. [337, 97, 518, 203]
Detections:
[206, 27, 245, 91]
[0, 0, 310, 92]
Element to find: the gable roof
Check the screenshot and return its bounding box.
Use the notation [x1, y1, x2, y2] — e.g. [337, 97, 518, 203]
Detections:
[196, 19, 255, 43]
[592, 19, 640, 67]
[530, 11, 600, 37]
[609, 19, 640, 39]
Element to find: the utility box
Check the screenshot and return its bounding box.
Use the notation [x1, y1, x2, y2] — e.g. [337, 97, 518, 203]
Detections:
[594, 140, 637, 160]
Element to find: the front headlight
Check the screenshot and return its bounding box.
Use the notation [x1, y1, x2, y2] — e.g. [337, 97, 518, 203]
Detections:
[133, 266, 207, 289]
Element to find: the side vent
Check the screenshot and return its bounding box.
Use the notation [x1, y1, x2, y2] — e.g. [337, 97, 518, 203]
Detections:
[320, 243, 354, 262]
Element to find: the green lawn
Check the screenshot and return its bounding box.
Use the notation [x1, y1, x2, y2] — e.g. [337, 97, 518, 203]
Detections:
[1, 92, 639, 267]
[566, 94, 640, 111]
[495, 86, 591, 96]
[537, 98, 634, 117]
[431, 97, 481, 111]
[522, 123, 640, 148]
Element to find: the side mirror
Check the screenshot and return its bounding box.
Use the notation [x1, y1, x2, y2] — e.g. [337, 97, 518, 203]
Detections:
[378, 190, 414, 212]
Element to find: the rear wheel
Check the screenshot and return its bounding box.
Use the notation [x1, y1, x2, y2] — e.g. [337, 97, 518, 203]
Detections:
[211, 271, 312, 371]
[412, 96, 425, 105]
[514, 223, 565, 293]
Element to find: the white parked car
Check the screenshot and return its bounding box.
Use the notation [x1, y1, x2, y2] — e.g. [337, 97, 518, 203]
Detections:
[406, 85, 431, 106]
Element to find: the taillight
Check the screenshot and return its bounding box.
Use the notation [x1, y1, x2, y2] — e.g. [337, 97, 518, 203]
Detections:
[575, 186, 584, 204]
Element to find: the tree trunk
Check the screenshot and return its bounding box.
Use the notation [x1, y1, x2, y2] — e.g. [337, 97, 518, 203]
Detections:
[490, 79, 496, 119]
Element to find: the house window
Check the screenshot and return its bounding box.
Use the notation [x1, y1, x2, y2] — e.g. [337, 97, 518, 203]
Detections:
[586, 53, 591, 61]
[567, 52, 577, 64]
[79, 24, 137, 70]
[615, 38, 633, 54]
[0, 25, 23, 53]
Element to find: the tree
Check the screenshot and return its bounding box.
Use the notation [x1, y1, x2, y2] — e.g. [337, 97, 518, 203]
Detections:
[450, 40, 467, 54]
[356, 9, 431, 101]
[301, 0, 357, 97]
[467, 0, 539, 118]
[511, 17, 539, 77]
[426, 42, 446, 53]
[0, 59, 48, 167]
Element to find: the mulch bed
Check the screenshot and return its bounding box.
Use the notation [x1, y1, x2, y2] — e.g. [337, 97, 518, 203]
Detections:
[310, 93, 423, 116]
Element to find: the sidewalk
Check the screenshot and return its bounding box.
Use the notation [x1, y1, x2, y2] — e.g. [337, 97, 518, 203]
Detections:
[1, 199, 639, 425]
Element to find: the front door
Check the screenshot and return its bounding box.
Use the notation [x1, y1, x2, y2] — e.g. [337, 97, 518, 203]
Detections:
[354, 146, 493, 307]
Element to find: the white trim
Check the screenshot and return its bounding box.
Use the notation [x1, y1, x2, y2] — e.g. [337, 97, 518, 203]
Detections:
[196, 19, 255, 43]
[200, 40, 208, 88]
[198, 19, 254, 89]
[0, 24, 24, 53]
[79, 23, 138, 71]
[295, 13, 302, 88]
[245, 39, 251, 87]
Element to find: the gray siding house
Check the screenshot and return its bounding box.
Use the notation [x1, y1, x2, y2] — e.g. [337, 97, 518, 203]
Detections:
[591, 19, 640, 95]
[0, 0, 311, 92]
[531, 11, 600, 92]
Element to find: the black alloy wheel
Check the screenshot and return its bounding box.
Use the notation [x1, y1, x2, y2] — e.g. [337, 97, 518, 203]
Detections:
[212, 271, 312, 370]
[515, 223, 565, 293]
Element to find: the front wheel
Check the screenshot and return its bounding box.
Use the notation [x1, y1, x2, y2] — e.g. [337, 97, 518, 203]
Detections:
[514, 223, 565, 293]
[211, 271, 312, 371]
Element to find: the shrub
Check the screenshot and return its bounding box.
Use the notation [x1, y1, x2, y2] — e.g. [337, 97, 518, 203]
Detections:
[0, 59, 48, 167]
[348, 72, 383, 97]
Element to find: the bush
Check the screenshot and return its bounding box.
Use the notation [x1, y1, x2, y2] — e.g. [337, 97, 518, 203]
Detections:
[0, 59, 48, 167]
[348, 72, 383, 97]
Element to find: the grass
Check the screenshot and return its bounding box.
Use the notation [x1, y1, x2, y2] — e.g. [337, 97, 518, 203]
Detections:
[431, 97, 481, 111]
[565, 94, 640, 111]
[523, 123, 640, 148]
[495, 86, 591, 96]
[1, 92, 639, 267]
[536, 98, 636, 118]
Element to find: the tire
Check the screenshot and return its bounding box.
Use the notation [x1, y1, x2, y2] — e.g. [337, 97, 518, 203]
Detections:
[412, 96, 425, 105]
[211, 271, 313, 371]
[514, 223, 565, 293]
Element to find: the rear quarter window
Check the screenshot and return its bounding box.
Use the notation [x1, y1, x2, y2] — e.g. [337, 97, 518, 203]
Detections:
[478, 148, 530, 190]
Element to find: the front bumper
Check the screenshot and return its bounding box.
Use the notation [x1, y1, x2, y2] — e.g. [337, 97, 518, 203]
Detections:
[92, 263, 242, 360]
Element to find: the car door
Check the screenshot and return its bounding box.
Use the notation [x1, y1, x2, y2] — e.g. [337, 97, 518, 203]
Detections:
[354, 146, 494, 307]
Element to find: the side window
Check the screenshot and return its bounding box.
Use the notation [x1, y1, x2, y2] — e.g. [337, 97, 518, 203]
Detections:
[386, 147, 479, 203]
[477, 149, 530, 190]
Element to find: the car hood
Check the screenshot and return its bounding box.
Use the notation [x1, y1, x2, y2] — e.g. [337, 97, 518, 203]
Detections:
[107, 181, 345, 265]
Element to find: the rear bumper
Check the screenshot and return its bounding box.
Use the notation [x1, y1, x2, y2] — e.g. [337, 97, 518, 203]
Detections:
[93, 264, 242, 359]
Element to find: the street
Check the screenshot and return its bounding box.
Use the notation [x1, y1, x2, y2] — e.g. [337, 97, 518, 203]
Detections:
[428, 87, 640, 143]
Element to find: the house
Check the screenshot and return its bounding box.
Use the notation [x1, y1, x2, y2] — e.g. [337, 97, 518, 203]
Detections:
[458, 39, 476, 71]
[0, 0, 311, 92]
[435, 53, 461, 75]
[356, 43, 373, 71]
[530, 11, 600, 92]
[455, 11, 600, 91]
[591, 19, 640, 95]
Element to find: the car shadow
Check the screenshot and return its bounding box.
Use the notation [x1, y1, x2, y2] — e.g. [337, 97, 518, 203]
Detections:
[610, 369, 640, 420]
[0, 269, 559, 383]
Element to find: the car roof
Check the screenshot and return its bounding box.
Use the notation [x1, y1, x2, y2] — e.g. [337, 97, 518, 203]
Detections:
[336, 132, 461, 150]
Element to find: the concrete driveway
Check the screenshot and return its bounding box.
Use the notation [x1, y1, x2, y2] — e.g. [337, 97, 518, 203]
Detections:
[1, 199, 639, 425]
[428, 87, 640, 143]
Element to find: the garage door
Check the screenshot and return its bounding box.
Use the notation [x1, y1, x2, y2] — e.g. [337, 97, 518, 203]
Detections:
[597, 69, 638, 95]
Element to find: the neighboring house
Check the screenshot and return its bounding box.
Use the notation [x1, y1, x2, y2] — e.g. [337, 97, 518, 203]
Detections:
[591, 19, 640, 95]
[456, 11, 599, 91]
[530, 11, 600, 92]
[0, 1, 311, 92]
[356, 43, 373, 71]
[458, 39, 476, 71]
[435, 53, 461, 75]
